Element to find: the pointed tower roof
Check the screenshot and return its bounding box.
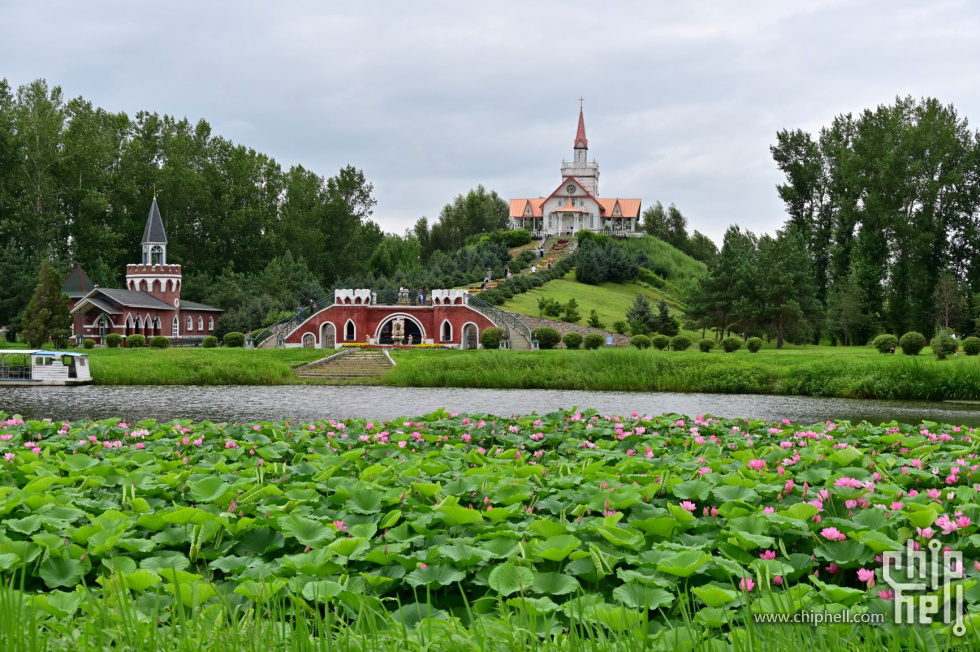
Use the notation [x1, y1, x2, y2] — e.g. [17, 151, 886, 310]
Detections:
[141, 197, 168, 244]
[62, 265, 95, 298]
[574, 108, 588, 149]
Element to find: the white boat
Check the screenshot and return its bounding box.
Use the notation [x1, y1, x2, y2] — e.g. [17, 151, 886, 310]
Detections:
[0, 350, 93, 386]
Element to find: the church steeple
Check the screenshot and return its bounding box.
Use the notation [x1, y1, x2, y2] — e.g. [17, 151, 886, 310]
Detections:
[562, 101, 599, 195]
[141, 197, 168, 265]
[574, 106, 588, 151]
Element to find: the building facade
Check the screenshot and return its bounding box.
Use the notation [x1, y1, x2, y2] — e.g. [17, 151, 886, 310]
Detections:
[69, 199, 223, 344]
[509, 107, 642, 237]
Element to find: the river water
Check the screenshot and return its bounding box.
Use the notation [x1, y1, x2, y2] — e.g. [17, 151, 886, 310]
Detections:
[2, 385, 980, 426]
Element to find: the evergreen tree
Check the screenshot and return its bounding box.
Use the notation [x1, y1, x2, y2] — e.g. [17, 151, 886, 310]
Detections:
[22, 261, 71, 348]
[587, 309, 604, 329]
[653, 300, 680, 336]
[625, 293, 655, 335]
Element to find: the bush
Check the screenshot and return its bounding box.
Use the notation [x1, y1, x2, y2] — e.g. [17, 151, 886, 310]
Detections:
[630, 334, 651, 350]
[697, 339, 715, 352]
[930, 329, 958, 360]
[670, 335, 692, 351]
[531, 327, 561, 350]
[612, 320, 628, 335]
[202, 336, 219, 348]
[746, 337, 763, 353]
[899, 331, 927, 356]
[561, 299, 581, 323]
[872, 334, 899, 354]
[584, 333, 604, 350]
[489, 229, 533, 248]
[963, 337, 980, 356]
[82, 338, 96, 349]
[562, 332, 583, 349]
[126, 334, 146, 349]
[481, 327, 506, 350]
[587, 310, 605, 329]
[651, 334, 670, 350]
[224, 332, 246, 348]
[105, 333, 122, 348]
[149, 336, 169, 349]
[721, 336, 742, 353]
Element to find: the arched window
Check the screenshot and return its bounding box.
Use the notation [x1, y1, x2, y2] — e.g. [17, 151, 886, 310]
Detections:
[139, 280, 147, 291]
[198, 316, 204, 331]
[187, 316, 193, 331]
[172, 316, 179, 337]
[155, 316, 162, 333]
[344, 320, 356, 341]
[208, 317, 214, 331]
[441, 320, 452, 341]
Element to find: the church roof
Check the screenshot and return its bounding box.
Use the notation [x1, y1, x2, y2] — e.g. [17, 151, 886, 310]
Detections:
[142, 198, 168, 244]
[62, 265, 95, 298]
[509, 198, 546, 218]
[181, 301, 224, 312]
[596, 198, 642, 218]
[574, 108, 588, 149]
[71, 288, 173, 314]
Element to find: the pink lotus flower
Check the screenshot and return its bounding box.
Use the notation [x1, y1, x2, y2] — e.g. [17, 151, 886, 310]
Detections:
[772, 575, 783, 586]
[748, 459, 766, 471]
[679, 501, 696, 511]
[821, 527, 847, 541]
[333, 520, 348, 531]
[739, 577, 755, 592]
[857, 568, 875, 584]
[878, 590, 894, 600]
[760, 550, 776, 560]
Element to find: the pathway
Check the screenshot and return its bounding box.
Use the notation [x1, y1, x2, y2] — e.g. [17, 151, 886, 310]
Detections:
[294, 349, 392, 381]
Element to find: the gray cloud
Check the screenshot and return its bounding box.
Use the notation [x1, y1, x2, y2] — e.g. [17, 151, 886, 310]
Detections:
[2, 0, 977, 243]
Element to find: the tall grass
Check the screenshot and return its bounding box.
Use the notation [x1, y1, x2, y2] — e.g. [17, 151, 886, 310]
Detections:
[386, 348, 980, 401]
[88, 348, 327, 385]
[618, 236, 708, 295]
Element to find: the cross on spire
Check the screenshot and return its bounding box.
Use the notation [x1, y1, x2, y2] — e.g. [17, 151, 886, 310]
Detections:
[579, 96, 584, 109]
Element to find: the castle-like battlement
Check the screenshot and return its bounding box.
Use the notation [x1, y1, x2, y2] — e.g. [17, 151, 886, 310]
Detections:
[126, 264, 182, 275]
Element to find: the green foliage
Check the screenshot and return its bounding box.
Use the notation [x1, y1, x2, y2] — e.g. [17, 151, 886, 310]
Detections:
[224, 332, 246, 348]
[612, 320, 628, 335]
[586, 309, 604, 329]
[126, 334, 146, 349]
[899, 331, 927, 356]
[963, 337, 980, 356]
[149, 335, 169, 349]
[105, 333, 122, 348]
[641, 201, 689, 251]
[562, 332, 583, 350]
[721, 336, 742, 353]
[872, 334, 899, 354]
[574, 239, 641, 285]
[746, 337, 763, 353]
[654, 299, 679, 336]
[22, 261, 72, 349]
[466, 229, 532, 248]
[930, 329, 958, 360]
[422, 185, 510, 254]
[625, 293, 654, 335]
[480, 327, 505, 350]
[537, 297, 562, 318]
[630, 334, 651, 349]
[560, 298, 581, 323]
[531, 327, 560, 350]
[669, 335, 692, 351]
[697, 339, 715, 352]
[583, 333, 604, 350]
[202, 335, 218, 348]
[651, 334, 670, 350]
[82, 338, 95, 349]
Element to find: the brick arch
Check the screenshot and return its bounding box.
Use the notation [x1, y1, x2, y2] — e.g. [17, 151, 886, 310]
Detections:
[320, 322, 336, 349]
[374, 313, 427, 343]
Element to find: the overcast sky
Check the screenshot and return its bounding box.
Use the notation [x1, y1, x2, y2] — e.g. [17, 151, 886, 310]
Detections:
[2, 1, 978, 244]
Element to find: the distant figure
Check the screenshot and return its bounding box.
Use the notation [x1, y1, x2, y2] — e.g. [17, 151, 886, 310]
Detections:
[296, 305, 303, 321]
[530, 265, 537, 274]
[504, 266, 511, 279]
[309, 298, 316, 314]
[485, 268, 493, 284]
[546, 261, 552, 270]
[889, 346, 895, 354]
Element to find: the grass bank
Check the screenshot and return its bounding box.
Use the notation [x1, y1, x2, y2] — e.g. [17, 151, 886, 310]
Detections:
[385, 346, 980, 401]
[87, 347, 327, 385]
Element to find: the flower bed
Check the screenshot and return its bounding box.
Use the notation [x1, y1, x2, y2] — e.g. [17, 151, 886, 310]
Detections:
[1, 411, 979, 645]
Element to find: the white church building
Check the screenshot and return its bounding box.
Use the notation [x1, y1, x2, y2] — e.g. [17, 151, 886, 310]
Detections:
[509, 106, 642, 237]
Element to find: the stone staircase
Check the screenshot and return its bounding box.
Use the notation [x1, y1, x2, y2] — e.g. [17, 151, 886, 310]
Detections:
[294, 349, 392, 381]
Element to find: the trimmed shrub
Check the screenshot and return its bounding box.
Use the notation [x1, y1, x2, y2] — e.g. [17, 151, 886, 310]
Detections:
[721, 336, 742, 353]
[930, 329, 958, 360]
[612, 320, 628, 335]
[584, 333, 604, 350]
[872, 334, 899, 354]
[149, 336, 169, 349]
[587, 310, 604, 329]
[746, 337, 763, 353]
[224, 332, 246, 348]
[202, 335, 219, 348]
[531, 327, 561, 350]
[962, 337, 980, 356]
[670, 335, 692, 351]
[126, 334, 146, 349]
[82, 338, 96, 349]
[899, 331, 926, 356]
[697, 339, 715, 353]
[630, 334, 651, 350]
[651, 334, 670, 350]
[481, 327, 506, 350]
[105, 333, 122, 348]
[562, 332, 583, 350]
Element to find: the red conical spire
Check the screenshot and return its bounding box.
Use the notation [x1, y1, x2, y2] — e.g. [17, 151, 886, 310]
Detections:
[574, 106, 588, 149]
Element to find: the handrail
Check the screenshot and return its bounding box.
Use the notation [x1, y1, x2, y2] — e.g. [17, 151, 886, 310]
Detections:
[253, 292, 335, 348]
[467, 295, 533, 347]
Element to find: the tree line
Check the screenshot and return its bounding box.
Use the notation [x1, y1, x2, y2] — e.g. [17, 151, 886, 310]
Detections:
[0, 79, 514, 338]
[685, 96, 980, 346]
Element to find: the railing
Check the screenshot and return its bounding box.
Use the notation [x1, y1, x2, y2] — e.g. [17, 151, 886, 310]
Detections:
[467, 295, 533, 347]
[253, 292, 335, 348]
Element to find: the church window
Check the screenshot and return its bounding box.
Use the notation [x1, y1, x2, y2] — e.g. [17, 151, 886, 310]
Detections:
[198, 317, 204, 331]
[208, 317, 214, 331]
[344, 320, 356, 341]
[441, 320, 452, 341]
[187, 316, 193, 331]
[172, 317, 179, 337]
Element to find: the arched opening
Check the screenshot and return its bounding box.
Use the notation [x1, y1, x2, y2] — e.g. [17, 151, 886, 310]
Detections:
[208, 316, 214, 331]
[139, 280, 148, 292]
[151, 279, 159, 293]
[98, 315, 110, 341]
[302, 333, 315, 348]
[377, 315, 424, 346]
[462, 323, 479, 350]
[154, 316, 162, 336]
[321, 322, 336, 349]
[441, 320, 452, 342]
[134, 315, 143, 335]
[344, 320, 356, 342]
[187, 315, 193, 332]
[172, 316, 179, 338]
[198, 316, 203, 331]
[125, 314, 133, 337]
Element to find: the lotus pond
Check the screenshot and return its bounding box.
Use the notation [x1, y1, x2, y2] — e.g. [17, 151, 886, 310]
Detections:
[3, 409, 980, 651]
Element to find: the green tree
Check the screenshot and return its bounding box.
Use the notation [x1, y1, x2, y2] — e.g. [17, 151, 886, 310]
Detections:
[22, 261, 71, 348]
[625, 293, 655, 335]
[430, 185, 509, 253]
[754, 228, 823, 348]
[687, 230, 718, 264]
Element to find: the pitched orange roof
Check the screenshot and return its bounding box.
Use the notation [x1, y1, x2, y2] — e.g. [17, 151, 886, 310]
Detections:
[509, 198, 546, 218]
[596, 198, 641, 218]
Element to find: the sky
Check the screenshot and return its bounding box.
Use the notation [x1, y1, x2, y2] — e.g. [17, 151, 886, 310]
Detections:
[1, 0, 978, 244]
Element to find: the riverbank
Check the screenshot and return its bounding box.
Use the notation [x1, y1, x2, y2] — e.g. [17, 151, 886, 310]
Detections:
[385, 347, 980, 401]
